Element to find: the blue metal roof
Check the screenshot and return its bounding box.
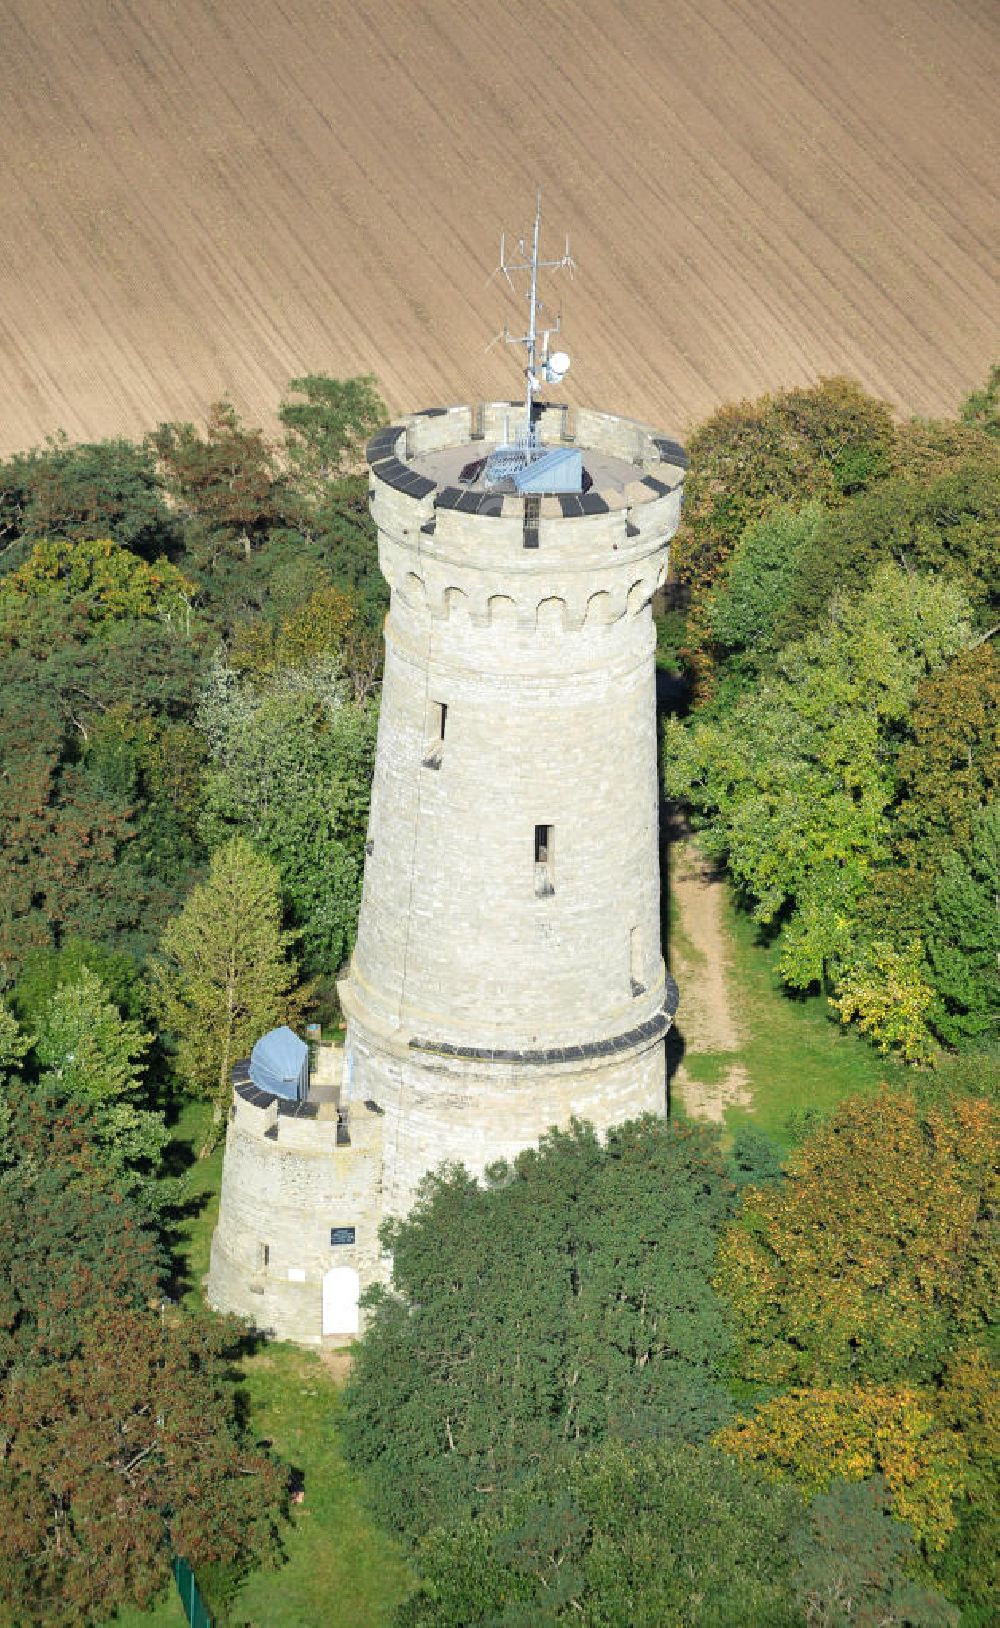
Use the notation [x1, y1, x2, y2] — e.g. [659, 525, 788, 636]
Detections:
[249, 1025, 309, 1100]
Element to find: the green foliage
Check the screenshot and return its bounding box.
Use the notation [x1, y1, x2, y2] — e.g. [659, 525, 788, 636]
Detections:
[0, 555, 207, 978]
[719, 1381, 967, 1553]
[148, 837, 304, 1127]
[675, 377, 896, 598]
[890, 642, 999, 877]
[667, 566, 971, 1005]
[0, 1082, 286, 1628]
[924, 804, 1000, 1048]
[0, 999, 29, 1165]
[830, 940, 937, 1063]
[0, 997, 31, 1089]
[34, 966, 149, 1103]
[0, 1296, 283, 1626]
[790, 1477, 958, 1627]
[32, 969, 167, 1201]
[777, 457, 1000, 643]
[12, 937, 142, 1026]
[716, 1092, 997, 1569]
[0, 533, 194, 627]
[710, 500, 825, 662]
[960, 363, 1000, 438]
[0, 433, 176, 570]
[933, 1346, 1000, 1622]
[345, 1117, 737, 1539]
[279, 373, 387, 486]
[731, 1122, 786, 1189]
[196, 657, 375, 976]
[399, 1441, 802, 1627]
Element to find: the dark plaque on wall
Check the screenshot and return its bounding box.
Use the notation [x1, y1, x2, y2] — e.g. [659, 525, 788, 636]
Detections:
[330, 1226, 357, 1246]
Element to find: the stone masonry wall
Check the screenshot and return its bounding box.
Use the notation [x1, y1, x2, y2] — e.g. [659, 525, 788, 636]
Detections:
[208, 1085, 384, 1345]
[210, 402, 686, 1342]
[340, 402, 685, 1229]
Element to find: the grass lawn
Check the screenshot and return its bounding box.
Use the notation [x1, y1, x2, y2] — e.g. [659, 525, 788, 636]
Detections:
[224, 1346, 413, 1627]
[109, 1103, 412, 1628]
[709, 890, 887, 1148]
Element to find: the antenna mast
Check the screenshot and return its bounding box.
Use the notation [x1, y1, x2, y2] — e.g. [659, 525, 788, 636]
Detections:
[494, 192, 574, 447]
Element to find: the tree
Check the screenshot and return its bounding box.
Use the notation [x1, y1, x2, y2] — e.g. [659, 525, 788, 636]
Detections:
[790, 1478, 958, 1627]
[889, 642, 999, 878]
[12, 937, 142, 1027]
[0, 434, 176, 566]
[31, 969, 166, 1199]
[148, 837, 304, 1142]
[0, 999, 30, 1168]
[230, 581, 382, 703]
[715, 1091, 998, 1389]
[666, 566, 972, 1000]
[777, 457, 999, 644]
[960, 363, 1000, 438]
[149, 401, 283, 557]
[196, 656, 376, 976]
[34, 967, 149, 1103]
[0, 1301, 285, 1627]
[717, 1383, 966, 1552]
[672, 378, 897, 688]
[709, 500, 825, 664]
[675, 378, 896, 599]
[924, 804, 1000, 1048]
[0, 998, 31, 1092]
[0, 533, 194, 629]
[934, 1345, 1000, 1620]
[830, 940, 937, 1063]
[344, 1118, 736, 1539]
[0, 1088, 285, 1625]
[399, 1441, 802, 1627]
[278, 373, 386, 488]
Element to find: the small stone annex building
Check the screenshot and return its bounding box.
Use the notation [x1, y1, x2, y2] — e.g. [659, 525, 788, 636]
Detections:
[208, 397, 685, 1343]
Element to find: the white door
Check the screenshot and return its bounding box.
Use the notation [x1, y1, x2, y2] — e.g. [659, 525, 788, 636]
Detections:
[322, 1266, 360, 1336]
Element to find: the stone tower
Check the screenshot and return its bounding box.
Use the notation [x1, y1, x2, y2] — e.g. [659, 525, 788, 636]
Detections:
[339, 398, 685, 1219]
[208, 396, 685, 1344]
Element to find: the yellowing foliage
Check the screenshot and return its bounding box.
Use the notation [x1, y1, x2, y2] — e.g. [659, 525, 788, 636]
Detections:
[716, 1384, 966, 1549]
[831, 939, 937, 1061]
[0, 536, 194, 626]
[716, 1092, 998, 1387]
[230, 584, 358, 679]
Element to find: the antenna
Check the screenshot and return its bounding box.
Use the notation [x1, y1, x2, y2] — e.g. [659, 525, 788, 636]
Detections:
[492, 192, 574, 445]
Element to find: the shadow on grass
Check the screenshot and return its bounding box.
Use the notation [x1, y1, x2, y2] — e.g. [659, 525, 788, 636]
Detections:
[665, 1024, 687, 1120]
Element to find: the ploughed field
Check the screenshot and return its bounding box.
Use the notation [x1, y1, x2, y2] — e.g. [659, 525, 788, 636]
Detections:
[1, 0, 997, 453]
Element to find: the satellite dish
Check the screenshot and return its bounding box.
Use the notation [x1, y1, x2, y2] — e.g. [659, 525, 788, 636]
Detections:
[543, 350, 571, 385]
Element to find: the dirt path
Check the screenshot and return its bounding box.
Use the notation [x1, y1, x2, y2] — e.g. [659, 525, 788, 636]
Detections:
[668, 837, 751, 1124]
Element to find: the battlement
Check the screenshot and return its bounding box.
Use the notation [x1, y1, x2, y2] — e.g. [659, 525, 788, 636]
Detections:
[368, 403, 685, 634]
[368, 401, 685, 575]
[208, 1052, 385, 1343]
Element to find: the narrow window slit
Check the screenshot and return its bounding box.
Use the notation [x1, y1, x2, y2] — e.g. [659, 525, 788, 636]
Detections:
[523, 494, 540, 550]
[423, 700, 447, 769]
[534, 824, 554, 896]
[630, 925, 647, 996]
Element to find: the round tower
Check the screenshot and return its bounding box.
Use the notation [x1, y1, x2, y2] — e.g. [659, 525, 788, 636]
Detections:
[338, 398, 685, 1217]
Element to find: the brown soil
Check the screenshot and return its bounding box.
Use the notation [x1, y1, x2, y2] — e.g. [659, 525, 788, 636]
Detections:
[318, 1346, 354, 1386]
[668, 837, 751, 1123]
[1, 1, 997, 455]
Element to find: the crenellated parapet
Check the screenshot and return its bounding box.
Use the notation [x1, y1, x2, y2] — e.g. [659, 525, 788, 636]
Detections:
[208, 1054, 385, 1344]
[367, 401, 686, 630]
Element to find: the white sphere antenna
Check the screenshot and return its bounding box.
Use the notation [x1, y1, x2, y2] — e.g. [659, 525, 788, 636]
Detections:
[543, 350, 571, 385]
[489, 194, 576, 438]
